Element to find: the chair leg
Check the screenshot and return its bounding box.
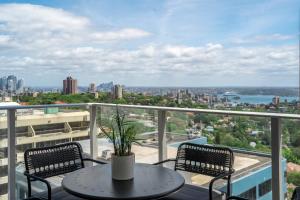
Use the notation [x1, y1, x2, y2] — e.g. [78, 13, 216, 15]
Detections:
[27, 177, 32, 197]
[227, 175, 232, 198]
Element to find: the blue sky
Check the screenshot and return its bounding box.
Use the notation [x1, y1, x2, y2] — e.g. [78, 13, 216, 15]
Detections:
[0, 0, 298, 87]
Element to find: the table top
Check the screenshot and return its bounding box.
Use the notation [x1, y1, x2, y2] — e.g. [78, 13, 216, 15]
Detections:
[62, 163, 185, 200]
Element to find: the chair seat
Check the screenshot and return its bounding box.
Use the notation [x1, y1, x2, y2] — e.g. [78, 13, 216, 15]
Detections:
[160, 184, 224, 200]
[33, 186, 86, 200]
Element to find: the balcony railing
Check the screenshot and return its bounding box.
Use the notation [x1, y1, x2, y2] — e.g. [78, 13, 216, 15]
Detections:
[1, 102, 300, 200]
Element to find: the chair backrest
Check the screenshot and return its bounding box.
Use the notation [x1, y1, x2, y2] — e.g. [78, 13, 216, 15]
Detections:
[292, 187, 300, 200]
[175, 143, 234, 177]
[24, 142, 85, 178]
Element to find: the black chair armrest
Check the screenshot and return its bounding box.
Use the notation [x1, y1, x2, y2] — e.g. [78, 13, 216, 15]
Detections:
[24, 172, 51, 200]
[227, 196, 248, 200]
[153, 159, 176, 165]
[209, 172, 234, 200]
[82, 158, 108, 165]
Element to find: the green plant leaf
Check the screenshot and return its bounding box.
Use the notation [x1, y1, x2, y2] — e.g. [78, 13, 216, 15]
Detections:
[99, 106, 139, 156]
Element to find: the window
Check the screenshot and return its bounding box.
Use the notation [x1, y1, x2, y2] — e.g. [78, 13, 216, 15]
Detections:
[0, 166, 8, 177]
[0, 147, 7, 158]
[259, 179, 272, 197]
[0, 183, 8, 195]
[239, 187, 257, 200]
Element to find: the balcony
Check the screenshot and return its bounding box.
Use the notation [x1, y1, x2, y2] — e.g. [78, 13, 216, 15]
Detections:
[0, 103, 300, 200]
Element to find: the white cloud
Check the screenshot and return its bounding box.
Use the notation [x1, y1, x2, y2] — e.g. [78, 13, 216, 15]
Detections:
[0, 35, 11, 45]
[232, 33, 295, 44]
[91, 28, 150, 41]
[0, 3, 297, 86]
[0, 3, 151, 50]
[0, 4, 90, 32]
[36, 43, 295, 77]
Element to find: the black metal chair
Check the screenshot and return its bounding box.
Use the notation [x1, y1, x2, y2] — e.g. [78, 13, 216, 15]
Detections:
[23, 142, 106, 200]
[227, 196, 247, 200]
[292, 187, 300, 200]
[154, 143, 235, 200]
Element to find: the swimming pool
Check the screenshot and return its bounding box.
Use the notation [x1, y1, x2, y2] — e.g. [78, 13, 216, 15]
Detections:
[169, 137, 208, 148]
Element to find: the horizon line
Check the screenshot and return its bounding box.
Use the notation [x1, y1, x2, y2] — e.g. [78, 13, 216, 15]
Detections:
[28, 85, 300, 88]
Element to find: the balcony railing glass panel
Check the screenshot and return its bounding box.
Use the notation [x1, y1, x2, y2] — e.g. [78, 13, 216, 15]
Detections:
[165, 111, 276, 200]
[97, 106, 158, 164]
[13, 106, 91, 200]
[282, 118, 300, 199]
[1, 102, 298, 200]
[0, 110, 8, 200]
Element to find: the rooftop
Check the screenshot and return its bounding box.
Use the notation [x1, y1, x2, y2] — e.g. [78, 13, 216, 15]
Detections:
[78, 138, 272, 188]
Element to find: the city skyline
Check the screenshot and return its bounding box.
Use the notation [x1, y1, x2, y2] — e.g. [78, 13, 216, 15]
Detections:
[0, 74, 300, 89]
[0, 0, 298, 87]
[0, 75, 24, 93]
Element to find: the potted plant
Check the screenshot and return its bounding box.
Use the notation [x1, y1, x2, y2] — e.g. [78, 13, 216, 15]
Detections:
[100, 106, 139, 180]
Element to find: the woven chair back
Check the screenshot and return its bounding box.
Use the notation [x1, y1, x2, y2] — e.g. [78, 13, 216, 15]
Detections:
[175, 143, 234, 177]
[24, 142, 84, 178]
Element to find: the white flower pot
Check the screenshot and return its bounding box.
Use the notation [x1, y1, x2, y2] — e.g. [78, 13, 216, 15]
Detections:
[111, 153, 135, 180]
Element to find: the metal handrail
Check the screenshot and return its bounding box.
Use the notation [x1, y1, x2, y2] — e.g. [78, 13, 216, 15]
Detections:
[0, 102, 299, 119]
[0, 103, 88, 110]
[2, 102, 297, 200]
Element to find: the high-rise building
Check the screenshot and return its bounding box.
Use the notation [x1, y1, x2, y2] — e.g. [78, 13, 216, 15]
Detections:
[7, 79, 15, 93]
[0, 76, 25, 94]
[0, 76, 7, 91]
[272, 96, 280, 106]
[0, 75, 24, 94]
[17, 79, 24, 93]
[7, 75, 17, 92]
[88, 83, 96, 93]
[112, 84, 123, 99]
[176, 90, 183, 104]
[63, 76, 77, 94]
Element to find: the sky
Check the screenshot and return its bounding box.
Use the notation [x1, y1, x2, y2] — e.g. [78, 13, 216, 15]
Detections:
[0, 0, 299, 87]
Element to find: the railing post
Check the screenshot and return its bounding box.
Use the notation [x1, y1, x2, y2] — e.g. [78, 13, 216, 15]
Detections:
[271, 117, 282, 200]
[89, 105, 98, 159]
[7, 109, 16, 200]
[158, 110, 167, 162]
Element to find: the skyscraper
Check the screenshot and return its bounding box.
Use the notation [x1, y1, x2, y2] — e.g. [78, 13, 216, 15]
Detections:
[7, 79, 14, 93]
[17, 79, 24, 93]
[7, 75, 17, 92]
[272, 96, 280, 106]
[63, 76, 77, 94]
[88, 83, 96, 93]
[112, 84, 123, 99]
[0, 77, 7, 91]
[0, 76, 24, 93]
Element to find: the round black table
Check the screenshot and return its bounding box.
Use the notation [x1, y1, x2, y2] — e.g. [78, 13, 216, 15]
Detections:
[62, 163, 185, 200]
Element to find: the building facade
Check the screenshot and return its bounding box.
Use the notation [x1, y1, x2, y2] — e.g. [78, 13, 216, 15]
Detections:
[0, 108, 90, 199]
[63, 76, 77, 94]
[16, 79, 24, 93]
[88, 83, 96, 93]
[112, 84, 123, 99]
[272, 96, 280, 106]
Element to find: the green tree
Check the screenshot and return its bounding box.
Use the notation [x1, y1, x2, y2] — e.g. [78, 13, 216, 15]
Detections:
[215, 131, 221, 144]
[283, 148, 300, 164]
[287, 172, 300, 186]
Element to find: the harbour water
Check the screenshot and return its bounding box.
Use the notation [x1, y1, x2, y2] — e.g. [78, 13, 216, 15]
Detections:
[220, 95, 298, 104]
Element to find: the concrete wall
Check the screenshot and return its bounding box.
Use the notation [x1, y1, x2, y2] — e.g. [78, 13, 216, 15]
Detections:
[0, 111, 89, 128]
